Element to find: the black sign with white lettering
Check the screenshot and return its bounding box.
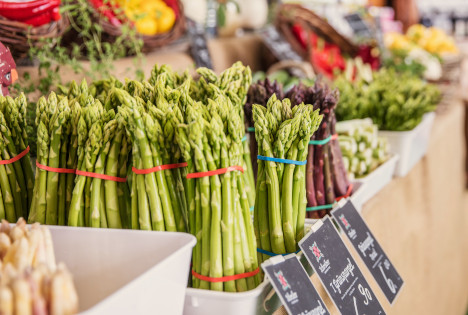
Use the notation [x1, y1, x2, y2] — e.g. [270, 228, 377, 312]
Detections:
[262, 255, 330, 315]
[260, 26, 303, 62]
[186, 18, 213, 69]
[299, 217, 385, 315]
[344, 13, 372, 38]
[331, 200, 404, 304]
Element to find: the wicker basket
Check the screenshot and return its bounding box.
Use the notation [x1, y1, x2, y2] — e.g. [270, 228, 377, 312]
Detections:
[0, 15, 69, 60]
[96, 0, 186, 52]
[275, 4, 359, 58]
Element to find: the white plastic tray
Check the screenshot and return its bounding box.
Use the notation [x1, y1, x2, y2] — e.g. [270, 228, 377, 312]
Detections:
[49, 226, 196, 315]
[378, 112, 435, 177]
[351, 154, 399, 210]
[184, 219, 319, 315]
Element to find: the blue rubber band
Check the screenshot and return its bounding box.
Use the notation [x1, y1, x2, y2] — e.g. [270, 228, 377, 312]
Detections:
[257, 155, 307, 166]
[309, 134, 338, 145]
[306, 203, 335, 212]
[257, 248, 301, 257]
[309, 135, 332, 145]
[241, 135, 247, 142]
[247, 127, 255, 132]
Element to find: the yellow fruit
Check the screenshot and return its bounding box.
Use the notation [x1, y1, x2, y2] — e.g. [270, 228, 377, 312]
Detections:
[135, 16, 158, 35]
[154, 3, 176, 33]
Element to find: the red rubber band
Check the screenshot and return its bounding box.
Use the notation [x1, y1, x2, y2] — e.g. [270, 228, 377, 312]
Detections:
[132, 162, 188, 175]
[36, 160, 76, 174]
[76, 170, 127, 183]
[0, 146, 30, 165]
[335, 183, 353, 202]
[191, 267, 260, 283]
[186, 165, 244, 179]
[331, 134, 338, 141]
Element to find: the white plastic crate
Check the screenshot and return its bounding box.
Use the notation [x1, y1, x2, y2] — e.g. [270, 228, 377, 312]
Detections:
[378, 112, 435, 177]
[49, 226, 196, 315]
[351, 154, 399, 210]
[183, 219, 322, 315]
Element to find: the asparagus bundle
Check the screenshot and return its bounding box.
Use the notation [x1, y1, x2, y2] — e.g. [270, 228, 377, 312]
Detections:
[67, 101, 130, 228]
[336, 118, 390, 179]
[0, 218, 78, 315]
[0, 94, 35, 222]
[245, 78, 284, 180]
[177, 88, 260, 292]
[29, 93, 72, 225]
[29, 81, 131, 228]
[112, 84, 187, 232]
[195, 63, 256, 209]
[334, 68, 440, 131]
[286, 82, 352, 219]
[253, 95, 322, 262]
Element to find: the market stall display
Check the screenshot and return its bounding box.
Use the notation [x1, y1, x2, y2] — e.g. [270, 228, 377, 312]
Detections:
[0, 218, 78, 315]
[0, 0, 464, 312]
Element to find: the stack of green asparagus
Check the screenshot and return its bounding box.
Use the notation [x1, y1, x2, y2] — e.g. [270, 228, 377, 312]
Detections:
[110, 79, 188, 232]
[177, 87, 259, 292]
[253, 94, 322, 262]
[334, 68, 440, 131]
[29, 93, 71, 226]
[336, 118, 390, 179]
[0, 94, 34, 222]
[29, 81, 130, 228]
[195, 63, 256, 209]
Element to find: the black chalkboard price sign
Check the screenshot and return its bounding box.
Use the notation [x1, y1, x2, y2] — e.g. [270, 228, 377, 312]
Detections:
[262, 254, 330, 315]
[331, 200, 404, 304]
[344, 13, 372, 38]
[299, 217, 385, 315]
[186, 18, 213, 69]
[259, 26, 303, 62]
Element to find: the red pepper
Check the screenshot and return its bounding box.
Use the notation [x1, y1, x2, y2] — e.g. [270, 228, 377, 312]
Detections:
[88, 0, 122, 27]
[291, 23, 308, 50]
[357, 45, 380, 70]
[0, 0, 61, 26]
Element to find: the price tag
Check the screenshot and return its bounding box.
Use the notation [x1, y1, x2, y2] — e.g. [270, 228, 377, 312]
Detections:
[299, 217, 385, 315]
[259, 26, 303, 62]
[331, 200, 404, 304]
[186, 18, 213, 69]
[262, 254, 330, 315]
[344, 13, 372, 38]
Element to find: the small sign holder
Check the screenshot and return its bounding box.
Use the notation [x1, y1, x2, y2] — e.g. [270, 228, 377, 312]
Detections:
[262, 254, 330, 315]
[299, 216, 386, 315]
[331, 200, 404, 304]
[186, 18, 213, 69]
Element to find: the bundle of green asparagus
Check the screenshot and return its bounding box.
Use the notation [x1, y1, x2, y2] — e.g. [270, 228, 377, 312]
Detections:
[253, 95, 322, 262]
[195, 63, 256, 209]
[176, 87, 260, 292]
[336, 118, 390, 179]
[334, 68, 440, 131]
[110, 80, 188, 232]
[245, 78, 284, 180]
[0, 94, 34, 222]
[0, 218, 78, 315]
[29, 81, 130, 228]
